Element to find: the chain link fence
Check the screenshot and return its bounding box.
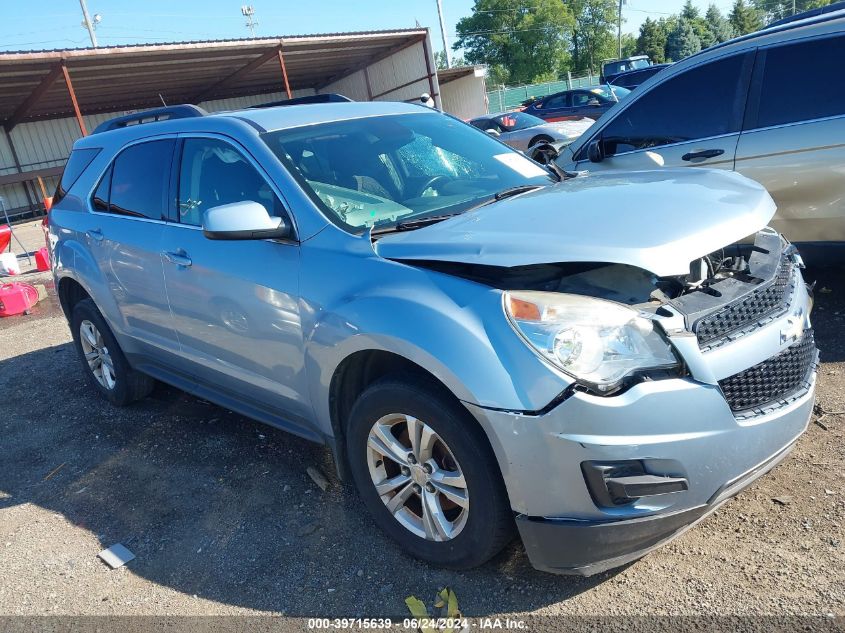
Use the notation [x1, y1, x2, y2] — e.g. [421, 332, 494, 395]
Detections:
[486, 72, 598, 112]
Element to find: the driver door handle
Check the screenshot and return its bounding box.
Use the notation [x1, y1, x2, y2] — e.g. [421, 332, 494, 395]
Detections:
[682, 148, 725, 161]
[162, 251, 192, 267]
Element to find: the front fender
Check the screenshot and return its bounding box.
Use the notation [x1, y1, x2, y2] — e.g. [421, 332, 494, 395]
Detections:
[300, 229, 572, 436]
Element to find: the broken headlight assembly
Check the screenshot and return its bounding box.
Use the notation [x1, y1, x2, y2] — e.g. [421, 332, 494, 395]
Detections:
[504, 291, 681, 395]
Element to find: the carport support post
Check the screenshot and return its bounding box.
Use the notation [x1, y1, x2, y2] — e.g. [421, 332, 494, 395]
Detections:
[277, 46, 292, 100]
[61, 64, 87, 136]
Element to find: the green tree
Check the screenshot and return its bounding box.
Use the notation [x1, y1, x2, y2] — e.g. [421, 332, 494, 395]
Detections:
[681, 0, 716, 49]
[570, 0, 619, 75]
[705, 4, 735, 44]
[752, 0, 836, 24]
[620, 33, 638, 58]
[453, 0, 575, 86]
[729, 0, 763, 35]
[665, 16, 701, 61]
[636, 17, 668, 63]
[434, 50, 467, 69]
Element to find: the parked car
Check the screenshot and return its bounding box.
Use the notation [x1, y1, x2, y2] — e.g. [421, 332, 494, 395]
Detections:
[600, 55, 651, 83]
[607, 63, 672, 90]
[50, 100, 816, 576]
[558, 6, 845, 260]
[469, 111, 593, 152]
[523, 85, 631, 122]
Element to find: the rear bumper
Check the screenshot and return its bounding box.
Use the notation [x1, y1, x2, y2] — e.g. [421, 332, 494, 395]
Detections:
[515, 438, 797, 576]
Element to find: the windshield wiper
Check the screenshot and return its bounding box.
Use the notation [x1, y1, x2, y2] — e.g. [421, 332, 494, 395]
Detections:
[493, 184, 545, 200]
[371, 185, 546, 237]
[371, 213, 462, 235]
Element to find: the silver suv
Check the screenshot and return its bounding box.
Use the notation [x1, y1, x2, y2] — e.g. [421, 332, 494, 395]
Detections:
[558, 8, 845, 261]
[49, 100, 817, 575]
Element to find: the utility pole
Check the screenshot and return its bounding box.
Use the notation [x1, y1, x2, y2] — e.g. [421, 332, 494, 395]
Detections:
[241, 5, 258, 38]
[617, 0, 623, 58]
[435, 0, 451, 68]
[79, 0, 98, 48]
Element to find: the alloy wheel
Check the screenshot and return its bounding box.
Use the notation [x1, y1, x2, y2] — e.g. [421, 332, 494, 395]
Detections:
[79, 319, 116, 390]
[366, 413, 469, 541]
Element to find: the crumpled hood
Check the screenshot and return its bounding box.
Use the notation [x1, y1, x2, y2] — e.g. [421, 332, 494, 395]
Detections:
[374, 169, 776, 277]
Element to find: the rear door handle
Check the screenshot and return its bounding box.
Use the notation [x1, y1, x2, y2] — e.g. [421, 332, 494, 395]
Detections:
[162, 251, 192, 267]
[682, 148, 725, 161]
[85, 229, 104, 242]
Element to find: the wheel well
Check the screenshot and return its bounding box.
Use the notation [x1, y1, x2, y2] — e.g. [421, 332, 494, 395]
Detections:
[528, 134, 553, 148]
[328, 350, 461, 479]
[58, 278, 91, 320]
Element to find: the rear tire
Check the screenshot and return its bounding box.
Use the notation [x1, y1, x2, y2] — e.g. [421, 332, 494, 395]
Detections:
[346, 376, 514, 569]
[70, 298, 155, 406]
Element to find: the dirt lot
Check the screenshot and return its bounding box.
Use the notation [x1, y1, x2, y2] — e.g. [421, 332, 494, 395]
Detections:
[1, 220, 844, 623]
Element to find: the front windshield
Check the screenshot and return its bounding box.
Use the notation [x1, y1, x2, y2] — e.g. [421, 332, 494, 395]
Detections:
[604, 58, 649, 75]
[590, 85, 631, 101]
[262, 112, 555, 233]
[493, 112, 545, 131]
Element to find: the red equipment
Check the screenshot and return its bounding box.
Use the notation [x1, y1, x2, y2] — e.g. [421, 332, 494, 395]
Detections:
[0, 225, 10, 253]
[35, 247, 50, 272]
[0, 282, 38, 317]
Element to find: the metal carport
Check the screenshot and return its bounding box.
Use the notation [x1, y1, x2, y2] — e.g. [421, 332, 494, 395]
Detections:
[0, 29, 440, 219]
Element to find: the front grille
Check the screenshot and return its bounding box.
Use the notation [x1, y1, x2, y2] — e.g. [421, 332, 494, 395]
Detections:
[718, 329, 817, 414]
[694, 255, 793, 348]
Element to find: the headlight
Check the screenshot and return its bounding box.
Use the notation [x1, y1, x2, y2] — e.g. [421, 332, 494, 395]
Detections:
[504, 291, 680, 394]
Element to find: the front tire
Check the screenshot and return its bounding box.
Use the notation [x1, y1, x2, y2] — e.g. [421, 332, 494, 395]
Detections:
[70, 298, 154, 406]
[346, 376, 514, 569]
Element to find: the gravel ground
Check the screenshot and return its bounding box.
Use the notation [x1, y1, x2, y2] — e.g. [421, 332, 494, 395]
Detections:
[0, 221, 843, 621]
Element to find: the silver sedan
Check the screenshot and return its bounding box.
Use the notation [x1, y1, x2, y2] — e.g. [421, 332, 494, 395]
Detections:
[469, 111, 593, 152]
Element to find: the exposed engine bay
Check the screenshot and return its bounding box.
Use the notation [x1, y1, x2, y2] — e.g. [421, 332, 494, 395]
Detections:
[404, 230, 793, 317]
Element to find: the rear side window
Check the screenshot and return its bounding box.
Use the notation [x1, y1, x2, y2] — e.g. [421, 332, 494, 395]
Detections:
[92, 165, 111, 212]
[53, 147, 100, 204]
[599, 54, 750, 155]
[754, 35, 845, 128]
[105, 140, 174, 220]
[544, 94, 569, 109]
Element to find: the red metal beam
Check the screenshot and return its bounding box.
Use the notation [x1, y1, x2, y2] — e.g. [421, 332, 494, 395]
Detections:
[315, 33, 425, 91]
[4, 63, 63, 131]
[277, 46, 292, 99]
[61, 63, 87, 136]
[363, 66, 373, 100]
[421, 36, 438, 108]
[370, 73, 436, 100]
[190, 47, 280, 103]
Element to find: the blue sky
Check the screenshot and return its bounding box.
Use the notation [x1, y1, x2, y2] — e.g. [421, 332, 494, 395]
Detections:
[1, 0, 736, 52]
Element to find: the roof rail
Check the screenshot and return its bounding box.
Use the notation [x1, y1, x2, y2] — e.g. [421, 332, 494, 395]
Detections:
[250, 93, 353, 109]
[92, 104, 206, 135]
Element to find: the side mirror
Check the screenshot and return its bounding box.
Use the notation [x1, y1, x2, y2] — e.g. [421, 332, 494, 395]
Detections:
[485, 128, 501, 137]
[202, 201, 292, 241]
[587, 138, 605, 163]
[587, 98, 601, 107]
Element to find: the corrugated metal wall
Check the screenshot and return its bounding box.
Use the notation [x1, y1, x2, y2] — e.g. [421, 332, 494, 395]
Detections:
[320, 39, 441, 107]
[0, 88, 314, 216]
[440, 72, 488, 121]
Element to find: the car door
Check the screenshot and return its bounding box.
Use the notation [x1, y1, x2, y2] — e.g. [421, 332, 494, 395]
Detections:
[159, 134, 313, 432]
[735, 33, 845, 244]
[87, 138, 181, 358]
[570, 90, 607, 120]
[573, 52, 755, 173]
[534, 93, 572, 122]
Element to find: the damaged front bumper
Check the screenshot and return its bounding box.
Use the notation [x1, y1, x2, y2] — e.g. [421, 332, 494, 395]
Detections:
[467, 373, 815, 576]
[464, 235, 817, 575]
